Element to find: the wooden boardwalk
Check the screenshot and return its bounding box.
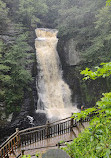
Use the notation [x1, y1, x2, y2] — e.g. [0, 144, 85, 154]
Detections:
[9, 122, 89, 158]
[1, 112, 95, 158]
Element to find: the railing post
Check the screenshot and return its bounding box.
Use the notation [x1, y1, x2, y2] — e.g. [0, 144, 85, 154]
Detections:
[22, 149, 25, 156]
[46, 121, 50, 138]
[0, 149, 3, 158]
[57, 142, 60, 148]
[16, 128, 19, 133]
[16, 128, 20, 147]
[70, 113, 73, 131]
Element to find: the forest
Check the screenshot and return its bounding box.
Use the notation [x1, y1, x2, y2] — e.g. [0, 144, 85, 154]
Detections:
[0, 0, 111, 157]
[0, 0, 111, 116]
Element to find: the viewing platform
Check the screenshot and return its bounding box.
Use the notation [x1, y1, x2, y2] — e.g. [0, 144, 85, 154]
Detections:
[0, 115, 91, 158]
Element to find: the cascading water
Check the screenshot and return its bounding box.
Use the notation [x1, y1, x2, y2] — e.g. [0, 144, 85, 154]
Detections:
[35, 28, 79, 121]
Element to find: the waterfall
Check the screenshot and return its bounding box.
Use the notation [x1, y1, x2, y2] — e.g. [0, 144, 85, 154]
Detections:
[35, 28, 79, 121]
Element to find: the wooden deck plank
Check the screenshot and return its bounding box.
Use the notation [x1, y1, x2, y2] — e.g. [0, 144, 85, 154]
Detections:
[5, 122, 89, 157]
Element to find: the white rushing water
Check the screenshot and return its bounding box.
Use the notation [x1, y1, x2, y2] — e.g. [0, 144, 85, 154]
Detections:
[35, 28, 79, 121]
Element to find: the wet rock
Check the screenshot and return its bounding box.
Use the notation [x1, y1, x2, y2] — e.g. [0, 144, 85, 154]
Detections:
[64, 38, 80, 66]
[42, 149, 70, 158]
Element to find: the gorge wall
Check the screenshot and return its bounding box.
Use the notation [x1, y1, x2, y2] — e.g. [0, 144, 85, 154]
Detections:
[0, 29, 110, 143]
[1, 0, 111, 145]
[35, 28, 79, 121]
[57, 37, 110, 109]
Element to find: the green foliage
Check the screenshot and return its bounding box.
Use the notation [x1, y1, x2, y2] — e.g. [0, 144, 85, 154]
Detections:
[81, 62, 111, 80]
[106, 0, 111, 6]
[72, 107, 97, 121]
[63, 91, 111, 157]
[46, 0, 111, 65]
[83, 4, 111, 63]
[57, 0, 98, 37]
[96, 92, 111, 110]
[0, 0, 10, 30]
[59, 140, 65, 144]
[18, 0, 48, 27]
[0, 33, 32, 114]
[22, 153, 40, 158]
[63, 83, 111, 158]
[22, 155, 31, 158]
[0, 0, 110, 123]
[63, 120, 111, 158]
[0, 0, 44, 117]
[35, 153, 40, 157]
[0, 40, 11, 101]
[63, 60, 111, 157]
[5, 33, 32, 113]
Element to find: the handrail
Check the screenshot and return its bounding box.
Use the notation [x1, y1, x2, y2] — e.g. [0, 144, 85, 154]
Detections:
[19, 124, 46, 134]
[0, 128, 20, 158]
[0, 132, 17, 148]
[19, 116, 71, 134]
[0, 112, 96, 158]
[21, 139, 74, 157]
[49, 116, 71, 125]
[0, 116, 72, 157]
[19, 116, 79, 147]
[16, 153, 21, 158]
[20, 128, 44, 136]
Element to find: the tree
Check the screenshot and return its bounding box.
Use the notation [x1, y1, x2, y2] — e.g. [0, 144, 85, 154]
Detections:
[0, 40, 11, 102]
[18, 0, 48, 28]
[63, 63, 111, 157]
[83, 5, 111, 64]
[0, 33, 33, 114]
[62, 2, 111, 154]
[0, 0, 10, 32]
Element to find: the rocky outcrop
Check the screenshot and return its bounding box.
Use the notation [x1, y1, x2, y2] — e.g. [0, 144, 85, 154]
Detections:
[57, 37, 109, 110]
[57, 38, 82, 108]
[64, 38, 80, 66]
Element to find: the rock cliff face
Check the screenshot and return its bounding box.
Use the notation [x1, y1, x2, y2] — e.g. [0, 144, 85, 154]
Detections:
[64, 38, 80, 66]
[0, 30, 82, 142]
[57, 37, 109, 109]
[0, 29, 108, 143]
[57, 38, 82, 108]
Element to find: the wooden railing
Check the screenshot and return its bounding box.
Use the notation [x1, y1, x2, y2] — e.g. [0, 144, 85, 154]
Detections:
[0, 113, 94, 158]
[0, 128, 20, 158]
[21, 139, 74, 157]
